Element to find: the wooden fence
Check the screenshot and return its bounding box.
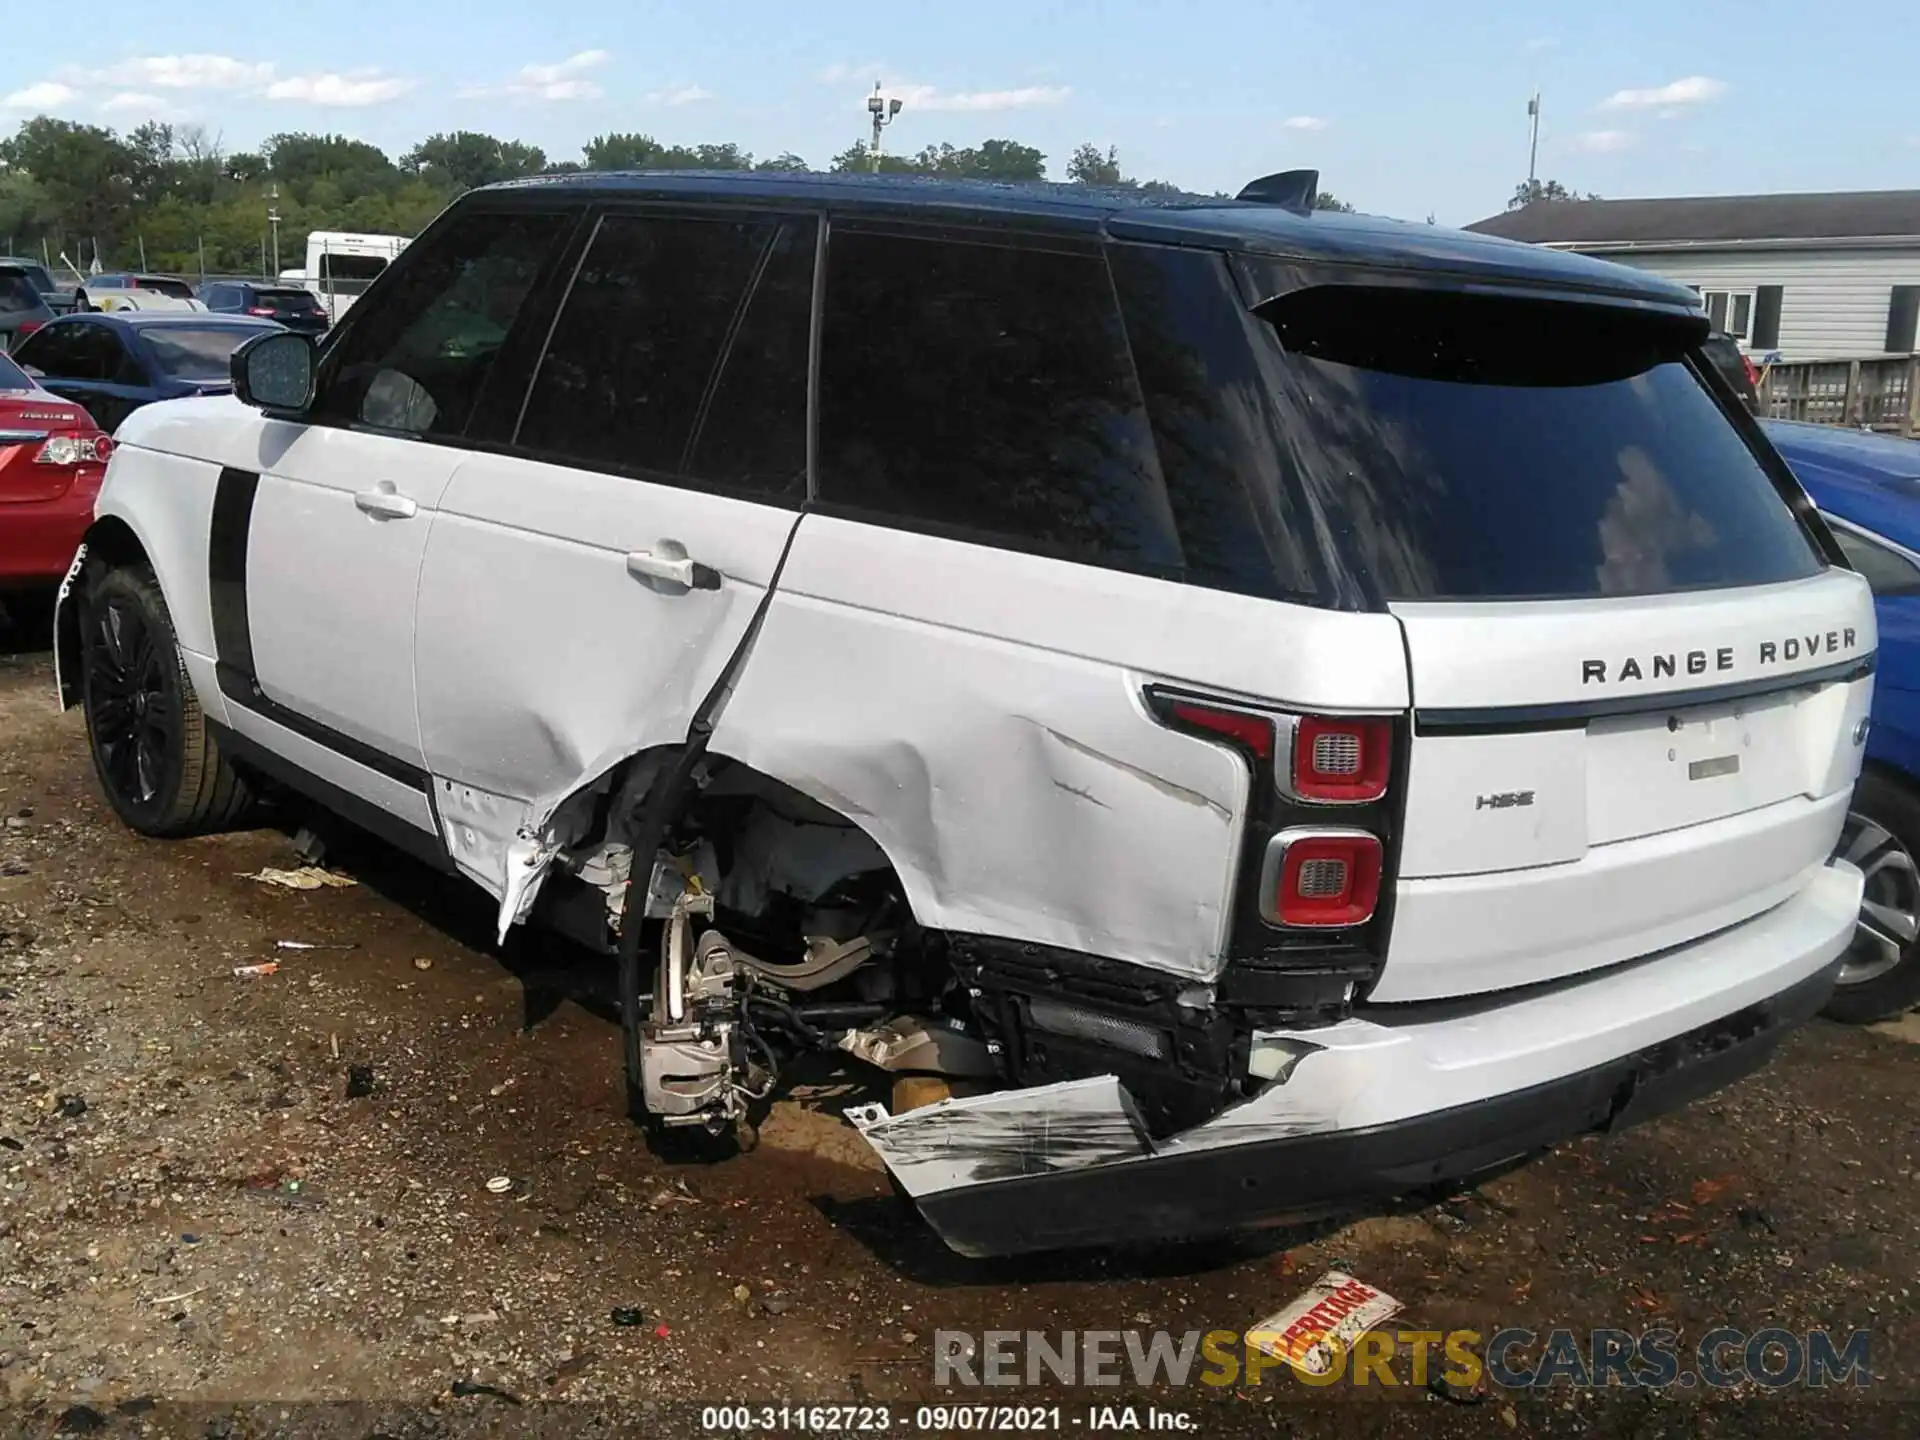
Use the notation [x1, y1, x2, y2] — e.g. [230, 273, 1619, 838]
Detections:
[1757, 355, 1920, 438]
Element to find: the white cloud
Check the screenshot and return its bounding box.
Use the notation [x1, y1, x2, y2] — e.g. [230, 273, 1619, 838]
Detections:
[1282, 115, 1328, 131]
[265, 72, 412, 107]
[98, 91, 189, 121]
[1600, 75, 1728, 110]
[647, 84, 714, 107]
[461, 50, 609, 102]
[1572, 128, 1635, 153]
[887, 83, 1070, 113]
[1524, 37, 1559, 52]
[84, 54, 274, 90]
[3, 81, 76, 109]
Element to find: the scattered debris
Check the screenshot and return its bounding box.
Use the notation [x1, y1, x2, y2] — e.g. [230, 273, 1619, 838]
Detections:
[275, 940, 357, 951]
[245, 866, 356, 891]
[610, 1306, 647, 1327]
[345, 1064, 375, 1099]
[330, 1033, 340, 1060]
[1738, 1205, 1778, 1234]
[152, 1286, 205, 1305]
[232, 962, 280, 979]
[1248, 1271, 1403, 1377]
[413, 956, 434, 971]
[486, 1175, 513, 1194]
[0, 1136, 21, 1151]
[654, 1323, 671, 1339]
[449, 1379, 521, 1406]
[488, 1079, 516, 1097]
[1426, 1370, 1486, 1405]
[290, 825, 328, 865]
[56, 1093, 87, 1119]
[1691, 1175, 1737, 1206]
[55, 1405, 106, 1434]
[649, 1178, 700, 1208]
[733, 1284, 752, 1306]
[763, 1298, 792, 1316]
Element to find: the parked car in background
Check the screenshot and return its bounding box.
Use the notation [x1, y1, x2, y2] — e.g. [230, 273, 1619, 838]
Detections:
[0, 265, 55, 353]
[11, 313, 280, 433]
[1767, 418, 1920, 1022]
[49, 171, 1873, 1258]
[1704, 329, 1760, 414]
[197, 280, 329, 335]
[0, 257, 78, 316]
[0, 349, 112, 629]
[72, 273, 196, 311]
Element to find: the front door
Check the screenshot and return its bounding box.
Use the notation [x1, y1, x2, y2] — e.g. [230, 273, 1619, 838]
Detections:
[411, 206, 817, 904]
[220, 205, 580, 822]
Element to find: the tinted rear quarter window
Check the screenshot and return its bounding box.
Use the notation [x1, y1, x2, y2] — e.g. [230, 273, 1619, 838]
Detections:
[816, 227, 1182, 574]
[1257, 287, 1823, 601]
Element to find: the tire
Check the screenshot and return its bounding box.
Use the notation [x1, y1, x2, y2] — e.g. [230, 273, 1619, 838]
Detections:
[1825, 767, 1920, 1024]
[79, 562, 253, 836]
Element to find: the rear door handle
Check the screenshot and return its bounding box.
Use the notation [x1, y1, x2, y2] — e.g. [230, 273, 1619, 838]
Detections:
[354, 484, 417, 521]
[626, 544, 721, 591]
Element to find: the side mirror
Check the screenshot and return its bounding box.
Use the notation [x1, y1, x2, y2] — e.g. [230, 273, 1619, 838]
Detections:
[232, 329, 314, 412]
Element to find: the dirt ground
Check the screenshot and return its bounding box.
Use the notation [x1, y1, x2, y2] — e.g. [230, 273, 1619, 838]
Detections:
[2, 610, 1919, 1438]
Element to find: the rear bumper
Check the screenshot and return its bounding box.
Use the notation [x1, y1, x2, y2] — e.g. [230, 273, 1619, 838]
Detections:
[0, 481, 96, 583]
[852, 860, 1861, 1257]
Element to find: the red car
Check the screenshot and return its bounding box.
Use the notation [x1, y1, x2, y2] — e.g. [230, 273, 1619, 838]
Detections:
[1, 349, 111, 595]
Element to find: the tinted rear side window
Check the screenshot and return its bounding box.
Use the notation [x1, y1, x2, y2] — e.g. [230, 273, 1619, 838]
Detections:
[518, 211, 813, 502]
[816, 227, 1182, 574]
[1260, 287, 1823, 601]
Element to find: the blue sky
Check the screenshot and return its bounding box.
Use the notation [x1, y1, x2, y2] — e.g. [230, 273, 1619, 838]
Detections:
[3, 0, 1915, 225]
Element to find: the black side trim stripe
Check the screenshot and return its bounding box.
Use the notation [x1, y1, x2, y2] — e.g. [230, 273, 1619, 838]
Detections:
[206, 466, 432, 794]
[1416, 653, 1876, 735]
[211, 722, 455, 874]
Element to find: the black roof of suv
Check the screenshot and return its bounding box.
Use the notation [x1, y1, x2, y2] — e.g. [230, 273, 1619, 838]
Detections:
[482, 169, 1703, 313]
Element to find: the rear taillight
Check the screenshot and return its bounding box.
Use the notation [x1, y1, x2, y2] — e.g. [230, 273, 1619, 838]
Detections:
[1164, 698, 1275, 760]
[16, 319, 40, 337]
[1283, 716, 1392, 804]
[1260, 829, 1382, 928]
[247, 306, 275, 316]
[34, 434, 111, 466]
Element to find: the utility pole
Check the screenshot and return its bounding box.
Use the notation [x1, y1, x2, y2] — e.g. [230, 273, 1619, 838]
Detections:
[1526, 91, 1541, 194]
[867, 82, 902, 172]
[267, 183, 282, 277]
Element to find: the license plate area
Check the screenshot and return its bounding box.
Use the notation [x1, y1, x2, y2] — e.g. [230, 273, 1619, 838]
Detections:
[1585, 690, 1808, 844]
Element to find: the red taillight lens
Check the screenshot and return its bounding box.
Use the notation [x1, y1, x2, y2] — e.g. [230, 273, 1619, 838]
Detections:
[1288, 716, 1392, 803]
[1262, 829, 1382, 928]
[33, 434, 111, 466]
[247, 306, 275, 316]
[16, 319, 41, 337]
[1165, 699, 1274, 760]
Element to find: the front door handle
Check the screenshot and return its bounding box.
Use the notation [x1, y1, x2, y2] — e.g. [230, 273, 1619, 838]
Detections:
[354, 483, 417, 520]
[626, 544, 721, 591]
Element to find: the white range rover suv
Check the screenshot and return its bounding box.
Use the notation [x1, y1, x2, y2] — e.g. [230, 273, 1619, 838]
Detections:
[54, 170, 1874, 1257]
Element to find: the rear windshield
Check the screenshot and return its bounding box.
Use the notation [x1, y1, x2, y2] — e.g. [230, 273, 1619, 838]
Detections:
[258, 288, 321, 310]
[0, 353, 31, 389]
[137, 277, 195, 299]
[143, 326, 252, 382]
[1258, 287, 1823, 601]
[0, 271, 40, 308]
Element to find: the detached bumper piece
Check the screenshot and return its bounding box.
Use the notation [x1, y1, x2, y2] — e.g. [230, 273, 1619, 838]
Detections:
[853, 960, 1837, 1257]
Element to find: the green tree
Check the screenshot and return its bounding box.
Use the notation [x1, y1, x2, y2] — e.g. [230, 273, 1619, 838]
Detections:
[1314, 191, 1354, 212]
[1508, 178, 1599, 210]
[262, 132, 397, 199]
[0, 170, 51, 245]
[0, 117, 141, 253]
[403, 131, 549, 191]
[753, 152, 811, 173]
[1066, 143, 1124, 185]
[583, 133, 664, 170]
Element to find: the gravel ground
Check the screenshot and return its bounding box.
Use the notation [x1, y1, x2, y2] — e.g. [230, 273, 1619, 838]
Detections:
[2, 616, 1919, 1438]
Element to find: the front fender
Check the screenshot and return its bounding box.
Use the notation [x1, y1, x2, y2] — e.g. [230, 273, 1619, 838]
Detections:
[52, 542, 88, 711]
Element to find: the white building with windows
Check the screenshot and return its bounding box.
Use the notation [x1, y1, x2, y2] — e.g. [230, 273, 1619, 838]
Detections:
[1467, 190, 1920, 364]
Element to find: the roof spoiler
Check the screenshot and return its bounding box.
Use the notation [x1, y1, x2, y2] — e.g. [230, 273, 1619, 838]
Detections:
[1236, 168, 1319, 213]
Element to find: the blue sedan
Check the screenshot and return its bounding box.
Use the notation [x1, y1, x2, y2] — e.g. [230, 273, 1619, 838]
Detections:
[9, 312, 283, 434]
[1767, 419, 1920, 1023]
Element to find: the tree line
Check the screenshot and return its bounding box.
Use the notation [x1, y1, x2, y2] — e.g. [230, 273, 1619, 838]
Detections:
[0, 117, 1354, 280]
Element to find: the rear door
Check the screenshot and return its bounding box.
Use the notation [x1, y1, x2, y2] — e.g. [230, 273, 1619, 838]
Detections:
[1257, 285, 1874, 1002]
[410, 205, 815, 906]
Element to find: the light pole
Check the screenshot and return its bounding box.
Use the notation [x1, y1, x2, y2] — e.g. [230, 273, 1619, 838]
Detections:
[1525, 91, 1541, 196]
[867, 82, 902, 172]
[267, 182, 282, 278]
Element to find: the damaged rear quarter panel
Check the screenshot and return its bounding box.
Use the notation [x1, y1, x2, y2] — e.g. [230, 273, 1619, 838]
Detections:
[706, 516, 1410, 981]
